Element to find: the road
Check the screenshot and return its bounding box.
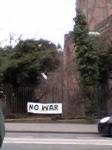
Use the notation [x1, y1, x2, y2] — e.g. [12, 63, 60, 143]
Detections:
[1, 132, 112, 150]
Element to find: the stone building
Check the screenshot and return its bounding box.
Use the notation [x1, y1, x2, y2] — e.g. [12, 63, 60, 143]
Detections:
[95, 14, 112, 114]
[63, 0, 112, 116]
[76, 0, 112, 31]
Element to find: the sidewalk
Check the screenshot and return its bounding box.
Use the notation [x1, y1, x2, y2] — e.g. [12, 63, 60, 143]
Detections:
[5, 123, 98, 134]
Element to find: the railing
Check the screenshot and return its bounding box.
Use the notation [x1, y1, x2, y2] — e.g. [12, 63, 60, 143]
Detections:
[3, 85, 63, 117]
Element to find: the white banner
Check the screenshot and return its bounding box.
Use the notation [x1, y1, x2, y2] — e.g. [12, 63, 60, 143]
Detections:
[27, 102, 62, 114]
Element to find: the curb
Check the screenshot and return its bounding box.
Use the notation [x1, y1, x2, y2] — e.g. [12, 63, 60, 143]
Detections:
[6, 130, 98, 134]
[5, 117, 98, 124]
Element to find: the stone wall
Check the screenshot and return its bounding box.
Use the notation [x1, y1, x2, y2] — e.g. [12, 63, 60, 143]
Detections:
[63, 32, 85, 117]
[95, 15, 112, 114]
[76, 0, 112, 31]
[95, 14, 112, 48]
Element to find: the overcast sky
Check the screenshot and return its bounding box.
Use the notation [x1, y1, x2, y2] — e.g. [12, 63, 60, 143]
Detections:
[0, 0, 76, 48]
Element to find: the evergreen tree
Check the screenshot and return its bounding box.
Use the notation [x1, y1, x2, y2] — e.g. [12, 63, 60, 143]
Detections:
[73, 10, 99, 116]
[1, 39, 60, 88]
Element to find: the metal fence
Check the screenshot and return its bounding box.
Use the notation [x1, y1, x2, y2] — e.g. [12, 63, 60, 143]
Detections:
[2, 85, 63, 117]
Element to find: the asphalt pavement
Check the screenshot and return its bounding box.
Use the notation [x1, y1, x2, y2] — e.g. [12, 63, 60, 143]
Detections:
[5, 123, 98, 134]
[3, 132, 112, 150]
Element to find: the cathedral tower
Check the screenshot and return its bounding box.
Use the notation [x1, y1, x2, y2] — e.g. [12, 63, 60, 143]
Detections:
[76, 0, 112, 31]
[63, 0, 112, 117]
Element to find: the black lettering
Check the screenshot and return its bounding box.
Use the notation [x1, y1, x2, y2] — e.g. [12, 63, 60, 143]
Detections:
[49, 105, 54, 110]
[42, 105, 49, 111]
[54, 105, 58, 111]
[29, 104, 33, 110]
[34, 105, 39, 110]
